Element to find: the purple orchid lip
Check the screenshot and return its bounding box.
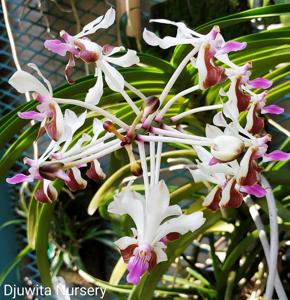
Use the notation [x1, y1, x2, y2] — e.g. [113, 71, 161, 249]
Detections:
[261, 104, 284, 115]
[248, 77, 273, 89]
[220, 41, 247, 54]
[263, 150, 290, 162]
[126, 255, 149, 285]
[6, 173, 32, 184]
[18, 111, 46, 122]
[240, 184, 266, 198]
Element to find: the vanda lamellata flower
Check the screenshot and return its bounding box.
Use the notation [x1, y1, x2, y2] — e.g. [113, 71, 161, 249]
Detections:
[108, 181, 205, 284]
[44, 7, 140, 112]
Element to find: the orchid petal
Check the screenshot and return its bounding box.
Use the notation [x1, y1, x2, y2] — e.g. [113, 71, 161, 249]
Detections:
[44, 39, 76, 56]
[28, 63, 53, 96]
[154, 244, 168, 264]
[127, 255, 148, 285]
[108, 187, 145, 241]
[75, 7, 115, 38]
[100, 60, 124, 92]
[144, 181, 179, 242]
[115, 236, 138, 251]
[18, 111, 46, 121]
[153, 212, 205, 244]
[44, 101, 64, 141]
[86, 160, 106, 181]
[6, 173, 33, 184]
[9, 70, 50, 99]
[93, 118, 104, 138]
[240, 184, 266, 198]
[203, 185, 221, 211]
[219, 41, 247, 54]
[105, 49, 140, 67]
[237, 147, 259, 186]
[263, 150, 290, 162]
[142, 28, 161, 46]
[261, 104, 284, 115]
[248, 78, 272, 89]
[65, 167, 87, 192]
[219, 178, 244, 208]
[35, 180, 57, 203]
[205, 124, 223, 139]
[213, 111, 227, 127]
[85, 67, 103, 105]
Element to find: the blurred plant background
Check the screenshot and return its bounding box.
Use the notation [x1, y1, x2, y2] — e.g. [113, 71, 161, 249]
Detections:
[0, 0, 290, 299]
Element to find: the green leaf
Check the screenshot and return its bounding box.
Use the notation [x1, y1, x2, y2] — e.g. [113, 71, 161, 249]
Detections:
[0, 244, 31, 285]
[0, 219, 24, 231]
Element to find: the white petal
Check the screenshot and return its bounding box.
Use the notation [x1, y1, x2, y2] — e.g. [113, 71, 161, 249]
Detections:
[189, 168, 224, 185]
[150, 19, 202, 37]
[64, 109, 86, 134]
[64, 133, 91, 154]
[142, 28, 193, 49]
[93, 118, 104, 138]
[203, 185, 221, 207]
[75, 7, 115, 38]
[213, 112, 227, 127]
[143, 28, 162, 46]
[193, 146, 212, 163]
[223, 100, 239, 121]
[154, 244, 168, 264]
[144, 181, 171, 243]
[100, 60, 124, 92]
[9, 70, 50, 99]
[105, 49, 140, 67]
[108, 187, 145, 241]
[195, 43, 207, 89]
[115, 236, 137, 250]
[164, 205, 182, 218]
[28, 63, 53, 96]
[153, 212, 205, 244]
[205, 124, 223, 139]
[85, 67, 104, 105]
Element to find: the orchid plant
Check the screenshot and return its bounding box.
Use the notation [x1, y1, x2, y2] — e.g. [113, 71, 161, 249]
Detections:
[2, 4, 290, 300]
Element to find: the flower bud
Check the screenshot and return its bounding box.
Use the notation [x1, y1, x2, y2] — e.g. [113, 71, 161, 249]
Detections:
[143, 96, 160, 119]
[211, 135, 244, 162]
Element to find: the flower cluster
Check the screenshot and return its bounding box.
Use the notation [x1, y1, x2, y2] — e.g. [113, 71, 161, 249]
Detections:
[6, 8, 289, 285]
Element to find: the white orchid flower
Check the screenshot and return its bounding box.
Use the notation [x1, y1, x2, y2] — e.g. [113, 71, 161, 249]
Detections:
[143, 19, 246, 89]
[44, 8, 140, 107]
[9, 63, 64, 141]
[108, 181, 205, 285]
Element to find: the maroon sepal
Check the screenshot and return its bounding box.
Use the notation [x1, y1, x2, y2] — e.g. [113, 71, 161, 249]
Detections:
[203, 46, 226, 89]
[238, 149, 259, 186]
[148, 251, 157, 272]
[86, 160, 106, 181]
[44, 102, 63, 141]
[203, 185, 222, 211]
[120, 244, 138, 263]
[34, 181, 57, 203]
[220, 179, 244, 208]
[236, 77, 251, 112]
[248, 104, 264, 135]
[65, 168, 87, 192]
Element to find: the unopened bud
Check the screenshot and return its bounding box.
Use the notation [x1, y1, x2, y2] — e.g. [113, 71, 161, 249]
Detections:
[211, 135, 244, 162]
[125, 144, 143, 176]
[143, 96, 160, 119]
[130, 161, 143, 176]
[103, 120, 128, 144]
